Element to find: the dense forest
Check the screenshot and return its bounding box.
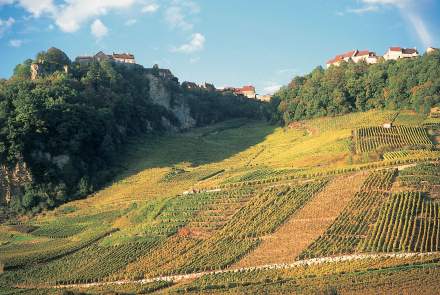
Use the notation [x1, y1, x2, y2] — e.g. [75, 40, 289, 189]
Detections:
[0, 48, 265, 214]
[271, 51, 440, 124]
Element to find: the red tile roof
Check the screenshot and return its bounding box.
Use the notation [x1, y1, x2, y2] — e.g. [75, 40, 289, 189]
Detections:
[342, 50, 357, 58]
[240, 86, 255, 92]
[356, 50, 370, 56]
[112, 53, 135, 59]
[390, 47, 402, 52]
[327, 50, 358, 64]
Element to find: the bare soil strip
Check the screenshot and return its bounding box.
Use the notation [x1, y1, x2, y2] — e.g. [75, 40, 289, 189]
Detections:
[233, 172, 369, 267]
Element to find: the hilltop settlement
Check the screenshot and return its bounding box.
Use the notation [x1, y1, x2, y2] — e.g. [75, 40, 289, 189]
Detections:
[327, 46, 438, 68]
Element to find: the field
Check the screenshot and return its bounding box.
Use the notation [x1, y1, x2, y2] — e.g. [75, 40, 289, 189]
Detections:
[362, 192, 440, 253]
[234, 172, 368, 267]
[1, 110, 440, 294]
[298, 170, 396, 259]
[354, 126, 433, 153]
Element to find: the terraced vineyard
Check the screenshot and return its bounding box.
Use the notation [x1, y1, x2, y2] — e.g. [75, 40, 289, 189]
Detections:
[118, 181, 327, 278]
[398, 162, 440, 190]
[2, 111, 440, 294]
[298, 170, 396, 259]
[354, 126, 432, 153]
[383, 150, 440, 161]
[10, 239, 160, 285]
[1, 228, 117, 269]
[362, 192, 440, 253]
[223, 167, 298, 184]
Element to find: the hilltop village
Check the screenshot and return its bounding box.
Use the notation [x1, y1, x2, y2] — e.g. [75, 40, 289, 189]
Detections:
[29, 47, 439, 103]
[327, 46, 438, 68]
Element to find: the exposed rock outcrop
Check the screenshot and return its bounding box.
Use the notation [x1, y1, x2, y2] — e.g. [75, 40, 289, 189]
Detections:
[147, 73, 196, 130]
[0, 161, 32, 204]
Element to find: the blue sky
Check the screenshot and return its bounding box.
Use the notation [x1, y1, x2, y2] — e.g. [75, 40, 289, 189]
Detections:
[0, 0, 439, 94]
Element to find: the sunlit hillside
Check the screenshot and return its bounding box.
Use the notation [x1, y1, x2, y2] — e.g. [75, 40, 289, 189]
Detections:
[1, 109, 440, 294]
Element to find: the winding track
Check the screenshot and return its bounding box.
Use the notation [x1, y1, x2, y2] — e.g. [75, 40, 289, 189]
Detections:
[51, 252, 440, 289]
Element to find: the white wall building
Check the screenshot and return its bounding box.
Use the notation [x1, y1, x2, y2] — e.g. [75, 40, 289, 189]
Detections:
[327, 50, 378, 68]
[383, 47, 419, 61]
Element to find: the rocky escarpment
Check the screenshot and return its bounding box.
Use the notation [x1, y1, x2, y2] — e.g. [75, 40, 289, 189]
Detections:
[0, 161, 32, 205]
[1, 47, 265, 214]
[146, 73, 196, 130]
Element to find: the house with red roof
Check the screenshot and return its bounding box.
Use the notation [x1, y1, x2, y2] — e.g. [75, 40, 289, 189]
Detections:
[383, 47, 419, 61]
[112, 53, 136, 64]
[223, 85, 256, 99]
[326, 49, 378, 68]
[352, 50, 379, 64]
[235, 85, 256, 99]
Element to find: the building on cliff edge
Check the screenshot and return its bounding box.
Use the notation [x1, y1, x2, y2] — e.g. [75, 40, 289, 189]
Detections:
[75, 51, 136, 65]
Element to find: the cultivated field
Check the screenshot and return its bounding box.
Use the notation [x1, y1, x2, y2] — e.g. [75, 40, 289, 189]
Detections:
[1, 110, 440, 294]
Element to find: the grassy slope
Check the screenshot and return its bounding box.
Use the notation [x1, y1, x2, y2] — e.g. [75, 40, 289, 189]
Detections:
[1, 110, 440, 293]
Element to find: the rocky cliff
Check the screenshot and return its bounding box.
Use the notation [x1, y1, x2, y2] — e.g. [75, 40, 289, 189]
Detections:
[0, 161, 32, 205]
[146, 73, 197, 130]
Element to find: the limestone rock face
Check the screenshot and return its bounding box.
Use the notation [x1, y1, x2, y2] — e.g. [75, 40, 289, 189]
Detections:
[30, 63, 40, 80]
[147, 74, 196, 130]
[0, 160, 32, 204]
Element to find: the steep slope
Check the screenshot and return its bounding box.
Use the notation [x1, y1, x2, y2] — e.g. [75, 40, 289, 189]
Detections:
[0, 48, 264, 213]
[1, 110, 440, 294]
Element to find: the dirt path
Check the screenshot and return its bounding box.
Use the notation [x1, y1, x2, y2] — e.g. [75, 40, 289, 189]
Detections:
[233, 172, 369, 267]
[49, 252, 439, 290]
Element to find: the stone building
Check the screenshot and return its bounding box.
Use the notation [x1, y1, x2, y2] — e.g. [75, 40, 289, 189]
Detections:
[427, 47, 439, 55]
[75, 51, 136, 65]
[327, 49, 378, 68]
[383, 47, 419, 61]
[112, 53, 136, 64]
[234, 86, 256, 99]
[257, 95, 272, 102]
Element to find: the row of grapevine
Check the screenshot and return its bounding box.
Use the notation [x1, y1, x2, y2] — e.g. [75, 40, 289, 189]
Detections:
[397, 162, 440, 190]
[144, 191, 228, 237]
[223, 168, 299, 184]
[360, 169, 396, 191]
[31, 223, 86, 238]
[423, 117, 440, 128]
[305, 110, 398, 133]
[383, 150, 440, 161]
[298, 170, 395, 259]
[1, 228, 117, 269]
[187, 189, 254, 238]
[118, 181, 327, 278]
[161, 167, 225, 183]
[354, 126, 432, 153]
[361, 192, 440, 253]
[9, 239, 160, 286]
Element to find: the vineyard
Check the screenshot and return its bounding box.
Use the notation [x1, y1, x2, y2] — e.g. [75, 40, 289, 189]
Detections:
[0, 228, 117, 270]
[175, 253, 440, 294]
[382, 150, 440, 161]
[354, 126, 433, 153]
[118, 181, 327, 278]
[397, 162, 440, 190]
[298, 170, 396, 259]
[9, 239, 160, 285]
[2, 111, 440, 294]
[304, 110, 398, 133]
[223, 167, 298, 184]
[362, 192, 440, 253]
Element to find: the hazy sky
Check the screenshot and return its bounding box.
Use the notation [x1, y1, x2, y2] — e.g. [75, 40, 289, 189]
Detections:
[0, 0, 439, 94]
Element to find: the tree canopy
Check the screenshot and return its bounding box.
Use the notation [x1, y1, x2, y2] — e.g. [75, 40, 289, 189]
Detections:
[0, 48, 265, 214]
[272, 52, 440, 124]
